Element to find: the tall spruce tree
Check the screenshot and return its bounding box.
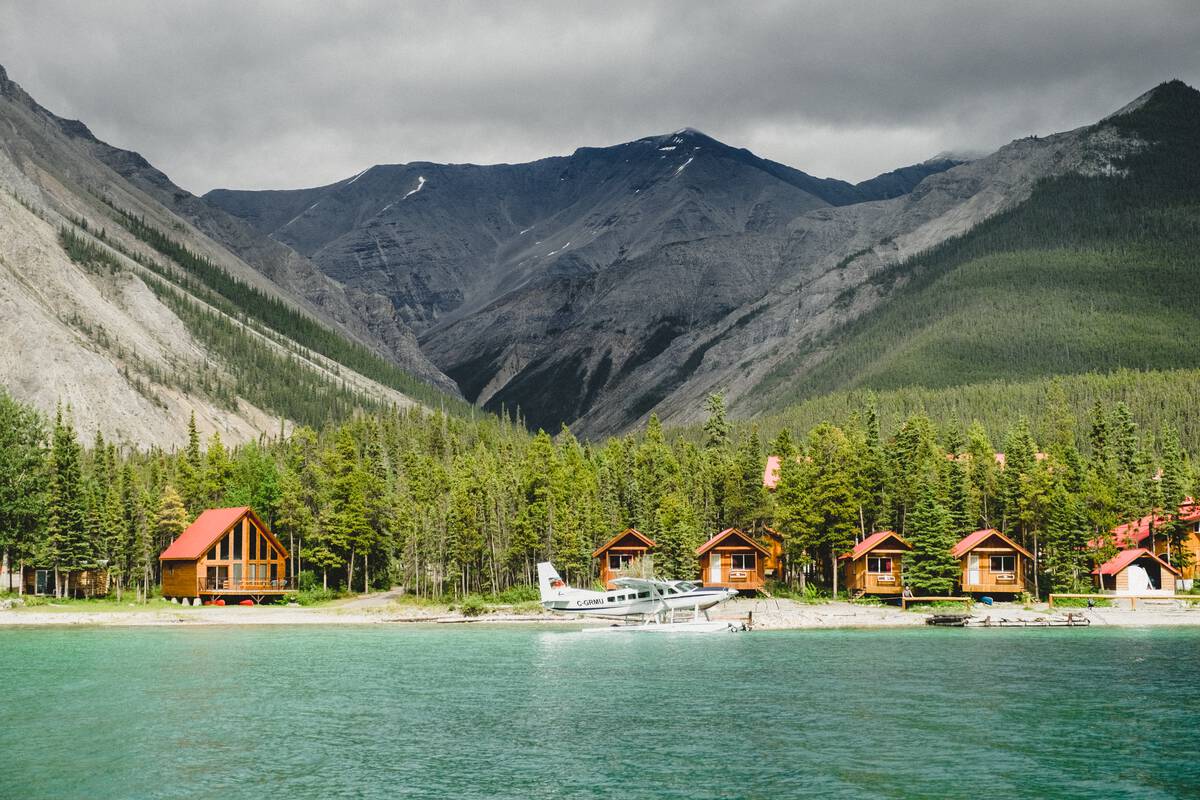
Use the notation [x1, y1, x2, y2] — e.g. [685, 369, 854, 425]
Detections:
[903, 485, 959, 595]
[0, 390, 47, 592]
[45, 409, 89, 597]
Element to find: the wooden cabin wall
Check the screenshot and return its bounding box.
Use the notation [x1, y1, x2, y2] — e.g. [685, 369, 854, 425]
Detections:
[162, 561, 201, 598]
[959, 548, 1026, 593]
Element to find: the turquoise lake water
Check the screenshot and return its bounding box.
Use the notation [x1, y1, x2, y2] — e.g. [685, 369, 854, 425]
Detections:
[1, 624, 1198, 799]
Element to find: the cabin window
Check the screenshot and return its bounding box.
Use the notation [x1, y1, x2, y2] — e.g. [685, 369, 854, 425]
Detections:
[233, 525, 244, 560]
[258, 533, 267, 560]
[607, 596, 615, 603]
[990, 555, 1015, 573]
[207, 544, 217, 560]
[731, 553, 756, 571]
[270, 563, 279, 582]
[219, 532, 229, 561]
[867, 557, 893, 574]
[637, 591, 650, 599]
[608, 553, 633, 570]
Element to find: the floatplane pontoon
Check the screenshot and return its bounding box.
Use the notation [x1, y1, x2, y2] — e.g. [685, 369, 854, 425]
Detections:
[537, 561, 743, 632]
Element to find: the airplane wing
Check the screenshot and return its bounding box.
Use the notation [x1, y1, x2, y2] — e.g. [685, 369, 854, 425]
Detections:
[612, 576, 670, 590]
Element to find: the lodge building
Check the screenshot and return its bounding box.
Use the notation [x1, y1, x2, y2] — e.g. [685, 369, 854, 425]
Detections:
[160, 507, 291, 602]
[1107, 502, 1200, 588]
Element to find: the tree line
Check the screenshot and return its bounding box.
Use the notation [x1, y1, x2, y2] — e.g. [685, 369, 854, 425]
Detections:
[0, 385, 1193, 600]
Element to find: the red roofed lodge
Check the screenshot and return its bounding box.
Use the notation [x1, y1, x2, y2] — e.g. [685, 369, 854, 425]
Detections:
[1104, 501, 1200, 586]
[160, 507, 291, 603]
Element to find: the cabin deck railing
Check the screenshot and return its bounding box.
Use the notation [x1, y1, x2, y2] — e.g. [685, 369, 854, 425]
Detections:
[198, 577, 294, 593]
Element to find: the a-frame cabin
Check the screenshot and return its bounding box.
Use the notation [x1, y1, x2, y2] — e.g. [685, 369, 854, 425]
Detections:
[160, 507, 291, 603]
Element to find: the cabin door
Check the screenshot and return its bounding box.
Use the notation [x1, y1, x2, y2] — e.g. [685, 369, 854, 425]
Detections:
[967, 554, 980, 585]
[709, 552, 722, 583]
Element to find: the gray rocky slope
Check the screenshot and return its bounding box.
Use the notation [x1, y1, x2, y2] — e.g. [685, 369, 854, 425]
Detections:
[0, 64, 453, 446]
[210, 101, 1146, 437]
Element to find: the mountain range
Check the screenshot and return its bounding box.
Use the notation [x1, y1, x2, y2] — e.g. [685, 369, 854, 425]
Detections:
[1, 60, 1197, 445]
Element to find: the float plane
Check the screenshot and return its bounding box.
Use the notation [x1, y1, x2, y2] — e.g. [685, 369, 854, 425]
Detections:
[536, 561, 741, 632]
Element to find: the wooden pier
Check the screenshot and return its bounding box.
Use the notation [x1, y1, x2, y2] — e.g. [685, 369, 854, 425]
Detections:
[927, 612, 1091, 627]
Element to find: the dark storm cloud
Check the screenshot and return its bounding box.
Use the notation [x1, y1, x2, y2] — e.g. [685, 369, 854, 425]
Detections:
[2, 0, 1198, 192]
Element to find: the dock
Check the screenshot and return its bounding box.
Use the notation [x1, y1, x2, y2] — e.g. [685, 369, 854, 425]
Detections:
[927, 612, 1091, 628]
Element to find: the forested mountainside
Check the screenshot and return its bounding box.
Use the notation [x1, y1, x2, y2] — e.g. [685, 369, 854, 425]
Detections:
[210, 83, 1192, 437]
[0, 64, 463, 447]
[2, 380, 1194, 601]
[747, 80, 1200, 413]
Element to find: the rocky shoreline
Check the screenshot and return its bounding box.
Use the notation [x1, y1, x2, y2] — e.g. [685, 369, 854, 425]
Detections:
[2, 596, 1199, 629]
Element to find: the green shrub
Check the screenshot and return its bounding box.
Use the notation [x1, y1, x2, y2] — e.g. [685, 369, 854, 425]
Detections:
[296, 587, 341, 606]
[488, 585, 539, 604]
[460, 595, 486, 617]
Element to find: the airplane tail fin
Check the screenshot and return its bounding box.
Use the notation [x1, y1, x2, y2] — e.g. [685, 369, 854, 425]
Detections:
[537, 562, 567, 602]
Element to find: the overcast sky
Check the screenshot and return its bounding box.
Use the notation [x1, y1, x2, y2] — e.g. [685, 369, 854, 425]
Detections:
[2, 1, 1198, 194]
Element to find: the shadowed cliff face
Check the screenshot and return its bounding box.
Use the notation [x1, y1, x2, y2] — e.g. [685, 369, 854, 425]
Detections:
[207, 82, 1183, 437]
[208, 128, 962, 432]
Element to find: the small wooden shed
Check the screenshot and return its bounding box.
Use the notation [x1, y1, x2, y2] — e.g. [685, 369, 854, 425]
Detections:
[952, 529, 1032, 595]
[1093, 548, 1180, 594]
[840, 531, 910, 596]
[160, 507, 290, 602]
[696, 528, 770, 592]
[592, 528, 655, 589]
[21, 566, 109, 598]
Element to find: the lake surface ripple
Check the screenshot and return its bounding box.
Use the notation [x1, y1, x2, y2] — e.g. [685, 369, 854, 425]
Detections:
[1, 625, 1197, 799]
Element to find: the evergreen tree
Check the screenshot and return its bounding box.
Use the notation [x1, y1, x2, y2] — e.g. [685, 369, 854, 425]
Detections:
[654, 491, 702, 580]
[202, 431, 233, 508]
[45, 409, 89, 597]
[903, 485, 959, 595]
[179, 412, 203, 514]
[703, 393, 731, 450]
[0, 391, 46, 592]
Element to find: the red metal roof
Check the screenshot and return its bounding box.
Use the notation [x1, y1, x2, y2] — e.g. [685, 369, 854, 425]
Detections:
[1092, 548, 1181, 577]
[160, 507, 250, 560]
[840, 530, 910, 561]
[763, 456, 782, 490]
[696, 528, 770, 556]
[951, 528, 1032, 559]
[1094, 500, 1199, 549]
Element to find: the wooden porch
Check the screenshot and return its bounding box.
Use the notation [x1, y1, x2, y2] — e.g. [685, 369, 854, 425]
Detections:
[198, 576, 294, 595]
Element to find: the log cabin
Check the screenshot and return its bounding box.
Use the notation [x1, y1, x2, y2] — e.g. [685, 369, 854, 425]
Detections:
[759, 526, 786, 581]
[592, 528, 655, 589]
[21, 566, 109, 598]
[1093, 548, 1180, 594]
[952, 529, 1032, 596]
[696, 528, 770, 593]
[840, 531, 910, 596]
[160, 507, 290, 602]
[1106, 501, 1200, 587]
